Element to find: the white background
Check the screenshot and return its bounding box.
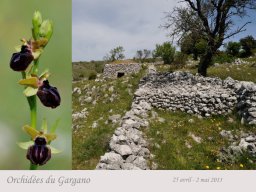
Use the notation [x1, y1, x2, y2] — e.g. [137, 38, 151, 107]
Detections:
[0, 171, 255, 191]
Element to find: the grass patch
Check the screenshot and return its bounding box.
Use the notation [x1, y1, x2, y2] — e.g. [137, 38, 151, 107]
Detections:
[207, 63, 256, 82]
[146, 110, 256, 170]
[155, 60, 256, 82]
[110, 59, 135, 64]
[72, 61, 105, 81]
[72, 70, 146, 169]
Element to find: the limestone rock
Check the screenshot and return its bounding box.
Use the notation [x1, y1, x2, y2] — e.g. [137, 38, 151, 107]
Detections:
[113, 144, 133, 156]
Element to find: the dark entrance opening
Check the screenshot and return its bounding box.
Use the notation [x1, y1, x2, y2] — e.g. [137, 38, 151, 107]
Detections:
[117, 72, 125, 78]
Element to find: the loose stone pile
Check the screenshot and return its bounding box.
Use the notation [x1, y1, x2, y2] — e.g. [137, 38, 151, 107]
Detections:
[72, 108, 88, 121]
[214, 58, 250, 66]
[134, 71, 256, 125]
[232, 58, 250, 65]
[218, 130, 256, 163]
[235, 81, 256, 125]
[96, 101, 152, 170]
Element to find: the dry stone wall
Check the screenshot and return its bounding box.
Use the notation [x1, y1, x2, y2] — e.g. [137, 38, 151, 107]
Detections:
[96, 70, 256, 170]
[134, 71, 256, 125]
[96, 65, 155, 170]
[96, 101, 152, 170]
[103, 63, 141, 79]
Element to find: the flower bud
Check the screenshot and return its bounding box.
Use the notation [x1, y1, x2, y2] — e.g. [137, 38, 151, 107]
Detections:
[26, 137, 51, 166]
[32, 11, 42, 27]
[10, 45, 34, 71]
[37, 80, 61, 108]
[32, 11, 42, 40]
[39, 20, 53, 40]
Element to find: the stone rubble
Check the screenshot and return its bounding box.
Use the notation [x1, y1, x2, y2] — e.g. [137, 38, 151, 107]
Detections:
[72, 108, 88, 121]
[73, 87, 81, 95]
[214, 58, 250, 66]
[218, 130, 256, 163]
[232, 58, 250, 65]
[108, 114, 122, 124]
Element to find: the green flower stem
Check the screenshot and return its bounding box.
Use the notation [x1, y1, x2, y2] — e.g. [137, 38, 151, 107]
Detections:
[29, 58, 39, 129]
[29, 97, 38, 170]
[29, 59, 39, 170]
[30, 163, 38, 170]
[32, 59, 39, 74]
[22, 59, 40, 170]
[28, 96, 37, 129]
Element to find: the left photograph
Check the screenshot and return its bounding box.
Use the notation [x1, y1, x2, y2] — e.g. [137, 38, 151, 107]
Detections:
[0, 0, 72, 170]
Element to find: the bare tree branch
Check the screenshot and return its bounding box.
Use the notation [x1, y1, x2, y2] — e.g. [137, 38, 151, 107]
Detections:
[224, 21, 251, 40]
[162, 0, 256, 76]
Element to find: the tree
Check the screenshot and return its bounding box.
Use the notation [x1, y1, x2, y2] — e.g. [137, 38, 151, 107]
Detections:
[225, 41, 241, 57]
[163, 0, 256, 76]
[135, 50, 143, 60]
[180, 34, 197, 58]
[104, 46, 125, 62]
[173, 51, 188, 67]
[180, 33, 207, 60]
[135, 49, 152, 62]
[153, 42, 175, 64]
[239, 35, 256, 57]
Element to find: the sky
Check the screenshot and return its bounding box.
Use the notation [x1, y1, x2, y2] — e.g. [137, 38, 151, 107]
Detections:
[72, 0, 256, 62]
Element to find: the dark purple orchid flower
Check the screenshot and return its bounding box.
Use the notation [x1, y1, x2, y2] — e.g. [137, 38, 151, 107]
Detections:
[37, 80, 61, 108]
[10, 45, 34, 71]
[26, 137, 51, 166]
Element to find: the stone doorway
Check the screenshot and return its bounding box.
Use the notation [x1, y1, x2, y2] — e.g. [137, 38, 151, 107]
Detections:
[117, 72, 125, 78]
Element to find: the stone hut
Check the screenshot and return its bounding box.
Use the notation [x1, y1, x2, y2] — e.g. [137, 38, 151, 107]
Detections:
[103, 63, 141, 78]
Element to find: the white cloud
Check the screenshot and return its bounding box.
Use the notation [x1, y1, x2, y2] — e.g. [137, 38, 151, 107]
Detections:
[72, 0, 178, 61]
[72, 0, 256, 61]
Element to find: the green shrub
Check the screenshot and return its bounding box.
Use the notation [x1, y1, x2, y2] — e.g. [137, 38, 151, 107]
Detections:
[88, 71, 97, 80]
[213, 52, 234, 64]
[239, 35, 256, 57]
[79, 74, 84, 78]
[153, 42, 175, 64]
[72, 61, 104, 80]
[94, 62, 104, 73]
[225, 41, 241, 57]
[173, 52, 188, 67]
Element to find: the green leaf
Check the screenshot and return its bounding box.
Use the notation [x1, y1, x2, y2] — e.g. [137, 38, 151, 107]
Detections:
[48, 145, 61, 154]
[50, 118, 60, 134]
[24, 86, 38, 97]
[17, 141, 34, 150]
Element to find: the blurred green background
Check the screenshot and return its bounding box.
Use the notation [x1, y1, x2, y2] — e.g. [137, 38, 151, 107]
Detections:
[0, 0, 71, 169]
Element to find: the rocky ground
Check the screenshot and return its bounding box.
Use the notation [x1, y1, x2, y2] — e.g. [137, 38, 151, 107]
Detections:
[73, 59, 256, 170]
[218, 130, 256, 163]
[72, 70, 147, 169]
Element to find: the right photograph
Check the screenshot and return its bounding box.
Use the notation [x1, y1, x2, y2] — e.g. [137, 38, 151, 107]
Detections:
[72, 0, 256, 170]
